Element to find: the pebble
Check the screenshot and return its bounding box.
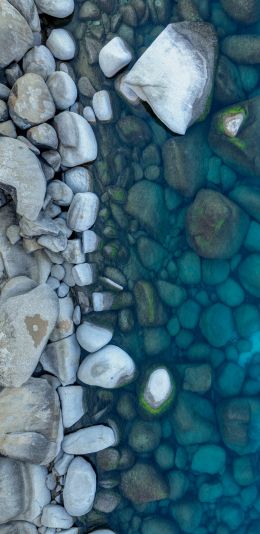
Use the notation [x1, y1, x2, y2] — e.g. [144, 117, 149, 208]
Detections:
[47, 29, 76, 60]
[67, 192, 99, 231]
[76, 321, 113, 352]
[34, 0, 75, 18]
[93, 90, 113, 122]
[62, 425, 117, 454]
[47, 71, 77, 110]
[41, 504, 73, 529]
[72, 262, 95, 285]
[78, 345, 136, 388]
[63, 457, 96, 516]
[99, 36, 132, 77]
[58, 385, 84, 428]
[54, 111, 97, 167]
[27, 123, 58, 150]
[63, 166, 93, 193]
[23, 46, 56, 80]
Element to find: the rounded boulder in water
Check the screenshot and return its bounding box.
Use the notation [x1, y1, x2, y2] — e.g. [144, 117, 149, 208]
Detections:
[217, 397, 260, 454]
[186, 189, 249, 259]
[141, 517, 179, 534]
[220, 0, 260, 24]
[199, 303, 235, 348]
[239, 254, 260, 297]
[191, 444, 226, 475]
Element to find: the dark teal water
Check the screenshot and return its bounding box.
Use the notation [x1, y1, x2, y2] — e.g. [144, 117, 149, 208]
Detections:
[65, 1, 260, 532]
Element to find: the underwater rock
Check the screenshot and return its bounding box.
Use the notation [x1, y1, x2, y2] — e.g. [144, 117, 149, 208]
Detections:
[162, 123, 210, 197]
[141, 517, 179, 534]
[0, 280, 59, 387]
[122, 22, 218, 135]
[0, 457, 50, 524]
[217, 397, 260, 454]
[120, 463, 169, 503]
[214, 55, 245, 105]
[171, 391, 218, 445]
[171, 499, 202, 533]
[220, 0, 260, 24]
[199, 303, 235, 347]
[191, 444, 226, 474]
[54, 111, 98, 167]
[239, 254, 260, 297]
[0, 137, 46, 220]
[78, 345, 136, 388]
[186, 189, 249, 259]
[128, 420, 161, 452]
[209, 97, 260, 177]
[67, 192, 99, 232]
[8, 73, 56, 129]
[117, 116, 152, 147]
[230, 185, 260, 223]
[0, 0, 33, 68]
[0, 377, 61, 464]
[63, 456, 96, 516]
[134, 280, 168, 327]
[138, 366, 176, 416]
[137, 236, 167, 272]
[126, 180, 168, 243]
[222, 35, 260, 64]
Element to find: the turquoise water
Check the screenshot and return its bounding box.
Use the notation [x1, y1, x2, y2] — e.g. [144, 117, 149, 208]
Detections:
[62, 1, 260, 532]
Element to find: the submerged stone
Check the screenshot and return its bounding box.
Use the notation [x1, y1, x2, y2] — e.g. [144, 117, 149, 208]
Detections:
[209, 97, 260, 177]
[123, 22, 218, 134]
[220, 0, 260, 24]
[138, 366, 176, 416]
[217, 397, 260, 454]
[120, 463, 169, 504]
[134, 280, 168, 327]
[199, 303, 235, 347]
[186, 189, 249, 259]
[191, 444, 226, 474]
[222, 35, 260, 64]
[214, 55, 245, 105]
[128, 420, 161, 453]
[141, 517, 179, 534]
[239, 254, 260, 297]
[171, 391, 217, 445]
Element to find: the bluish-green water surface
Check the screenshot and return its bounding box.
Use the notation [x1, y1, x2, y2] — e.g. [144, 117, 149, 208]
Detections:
[64, 1, 260, 532]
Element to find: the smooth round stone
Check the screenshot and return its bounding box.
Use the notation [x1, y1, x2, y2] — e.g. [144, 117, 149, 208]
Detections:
[234, 304, 260, 337]
[202, 259, 230, 285]
[23, 46, 55, 80]
[62, 425, 116, 454]
[200, 303, 235, 347]
[177, 299, 200, 329]
[178, 251, 201, 285]
[47, 72, 77, 110]
[76, 321, 113, 352]
[78, 345, 136, 388]
[67, 192, 99, 232]
[41, 504, 73, 529]
[216, 278, 244, 307]
[171, 500, 202, 533]
[99, 36, 132, 78]
[191, 444, 226, 474]
[216, 362, 245, 396]
[47, 29, 76, 60]
[142, 517, 179, 534]
[154, 443, 175, 470]
[128, 420, 161, 453]
[63, 166, 92, 193]
[239, 254, 260, 297]
[139, 367, 176, 415]
[92, 90, 113, 122]
[35, 0, 75, 18]
[54, 111, 97, 167]
[168, 470, 189, 501]
[63, 457, 96, 516]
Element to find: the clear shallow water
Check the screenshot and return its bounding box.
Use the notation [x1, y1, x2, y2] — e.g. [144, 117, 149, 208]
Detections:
[61, 1, 260, 532]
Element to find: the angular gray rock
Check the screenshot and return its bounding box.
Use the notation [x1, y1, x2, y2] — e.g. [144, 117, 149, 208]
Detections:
[0, 280, 59, 386]
[8, 73, 56, 129]
[0, 137, 46, 220]
[0, 457, 50, 524]
[0, 0, 33, 68]
[0, 377, 61, 464]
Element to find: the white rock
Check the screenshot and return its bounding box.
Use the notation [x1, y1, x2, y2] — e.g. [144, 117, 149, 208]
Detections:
[54, 453, 74, 476]
[67, 192, 99, 232]
[92, 291, 114, 312]
[123, 22, 218, 135]
[223, 112, 244, 138]
[82, 229, 99, 253]
[78, 345, 136, 388]
[62, 239, 85, 264]
[99, 37, 132, 78]
[54, 111, 97, 167]
[47, 29, 76, 60]
[41, 504, 73, 529]
[47, 180, 73, 206]
[62, 425, 116, 455]
[47, 72, 77, 110]
[58, 385, 84, 428]
[8, 73, 56, 130]
[27, 123, 58, 150]
[63, 457, 96, 516]
[23, 46, 56, 80]
[50, 295, 74, 341]
[63, 166, 93, 193]
[144, 368, 173, 410]
[72, 262, 95, 286]
[76, 321, 113, 353]
[35, 0, 75, 18]
[41, 334, 80, 386]
[0, 0, 33, 68]
[83, 105, 96, 123]
[0, 137, 46, 220]
[92, 90, 113, 122]
[117, 74, 140, 105]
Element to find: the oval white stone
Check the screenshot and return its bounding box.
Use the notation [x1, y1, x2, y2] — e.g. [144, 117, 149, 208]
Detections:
[62, 425, 116, 454]
[76, 321, 113, 352]
[63, 457, 96, 516]
[144, 368, 173, 409]
[47, 29, 76, 60]
[77, 345, 136, 388]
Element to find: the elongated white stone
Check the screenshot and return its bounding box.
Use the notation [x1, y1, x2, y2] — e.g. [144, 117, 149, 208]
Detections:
[62, 425, 116, 454]
[63, 457, 96, 516]
[92, 90, 113, 122]
[58, 386, 84, 428]
[67, 192, 99, 232]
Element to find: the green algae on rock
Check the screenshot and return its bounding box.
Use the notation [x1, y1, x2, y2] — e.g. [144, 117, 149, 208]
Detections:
[138, 366, 176, 416]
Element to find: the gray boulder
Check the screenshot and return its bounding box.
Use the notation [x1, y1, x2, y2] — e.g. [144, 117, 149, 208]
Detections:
[0, 0, 33, 68]
[0, 280, 59, 386]
[0, 137, 46, 220]
[0, 377, 61, 464]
